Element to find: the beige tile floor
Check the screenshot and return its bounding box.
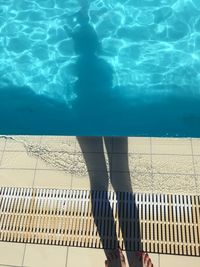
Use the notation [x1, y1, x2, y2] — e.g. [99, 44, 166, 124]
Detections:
[0, 135, 199, 267]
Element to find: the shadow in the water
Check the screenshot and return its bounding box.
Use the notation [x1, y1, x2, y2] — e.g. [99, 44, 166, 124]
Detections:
[77, 136, 142, 267]
[66, 2, 113, 119]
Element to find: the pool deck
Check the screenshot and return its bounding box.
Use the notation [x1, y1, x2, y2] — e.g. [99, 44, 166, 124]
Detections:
[0, 135, 199, 267]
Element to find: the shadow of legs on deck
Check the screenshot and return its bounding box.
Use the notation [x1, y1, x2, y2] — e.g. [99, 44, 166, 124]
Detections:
[77, 136, 142, 267]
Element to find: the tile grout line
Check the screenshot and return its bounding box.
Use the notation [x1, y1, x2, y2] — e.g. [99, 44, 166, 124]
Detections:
[158, 253, 160, 267]
[1, 149, 199, 156]
[65, 247, 69, 267]
[0, 167, 199, 176]
[190, 138, 198, 194]
[0, 138, 7, 166]
[69, 172, 73, 190]
[150, 137, 154, 193]
[21, 243, 27, 267]
[69, 137, 78, 190]
[32, 136, 42, 188]
[21, 137, 43, 267]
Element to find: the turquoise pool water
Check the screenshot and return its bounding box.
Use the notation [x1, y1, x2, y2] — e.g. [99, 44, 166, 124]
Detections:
[0, 0, 200, 136]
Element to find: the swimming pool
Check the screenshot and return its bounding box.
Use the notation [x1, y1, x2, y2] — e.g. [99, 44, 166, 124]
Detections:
[0, 0, 200, 137]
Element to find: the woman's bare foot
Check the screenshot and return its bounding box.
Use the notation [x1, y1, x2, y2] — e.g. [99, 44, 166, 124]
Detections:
[105, 248, 127, 267]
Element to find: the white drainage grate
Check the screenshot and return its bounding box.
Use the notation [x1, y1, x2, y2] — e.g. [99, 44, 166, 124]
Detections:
[0, 187, 199, 256]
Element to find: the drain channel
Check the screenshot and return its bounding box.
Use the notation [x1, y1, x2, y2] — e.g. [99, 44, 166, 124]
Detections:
[0, 187, 199, 256]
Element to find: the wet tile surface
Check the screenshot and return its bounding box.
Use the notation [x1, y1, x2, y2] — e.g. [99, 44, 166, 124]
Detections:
[152, 155, 194, 174]
[112, 154, 152, 173]
[153, 174, 197, 194]
[196, 175, 200, 194]
[193, 156, 200, 174]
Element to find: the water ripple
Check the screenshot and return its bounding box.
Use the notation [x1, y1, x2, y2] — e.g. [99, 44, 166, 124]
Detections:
[0, 0, 200, 104]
